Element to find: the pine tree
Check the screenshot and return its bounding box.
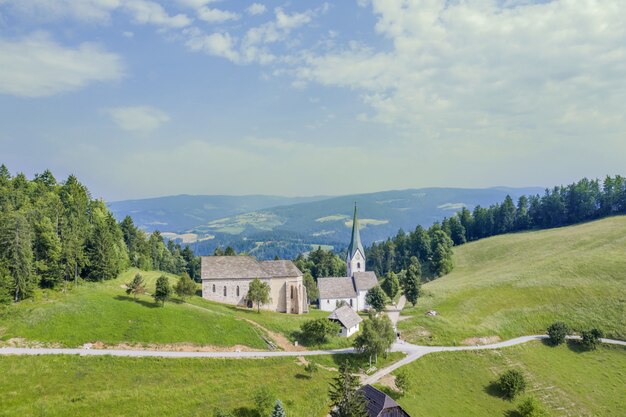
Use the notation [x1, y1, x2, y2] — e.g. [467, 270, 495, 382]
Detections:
[403, 257, 422, 306]
[153, 275, 172, 306]
[328, 362, 368, 417]
[381, 271, 400, 300]
[270, 400, 286, 417]
[126, 273, 146, 300]
[0, 212, 36, 301]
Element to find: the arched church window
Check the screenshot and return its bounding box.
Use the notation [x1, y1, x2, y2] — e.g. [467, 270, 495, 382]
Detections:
[236, 286, 240, 297]
[224, 286, 227, 297]
[357, 262, 361, 269]
[291, 286, 294, 299]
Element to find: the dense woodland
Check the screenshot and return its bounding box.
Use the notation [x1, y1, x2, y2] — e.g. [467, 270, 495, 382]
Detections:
[0, 166, 198, 304]
[367, 176, 626, 278]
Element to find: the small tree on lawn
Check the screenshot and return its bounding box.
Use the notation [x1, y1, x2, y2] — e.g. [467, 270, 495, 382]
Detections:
[270, 400, 286, 417]
[354, 313, 395, 366]
[174, 272, 196, 300]
[365, 285, 387, 312]
[581, 328, 603, 350]
[153, 275, 171, 306]
[403, 257, 422, 306]
[253, 386, 274, 417]
[381, 272, 400, 300]
[301, 318, 340, 344]
[546, 321, 569, 345]
[304, 361, 318, 378]
[395, 370, 411, 396]
[515, 396, 549, 417]
[328, 362, 368, 417]
[497, 369, 526, 399]
[247, 278, 271, 313]
[125, 273, 145, 300]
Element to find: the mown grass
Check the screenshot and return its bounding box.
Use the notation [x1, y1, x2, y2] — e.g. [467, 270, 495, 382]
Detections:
[0, 355, 336, 417]
[0, 269, 355, 350]
[399, 216, 626, 345]
[385, 341, 626, 417]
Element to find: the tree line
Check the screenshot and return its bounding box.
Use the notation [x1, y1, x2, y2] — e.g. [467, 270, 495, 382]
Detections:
[365, 175, 626, 280]
[0, 166, 199, 304]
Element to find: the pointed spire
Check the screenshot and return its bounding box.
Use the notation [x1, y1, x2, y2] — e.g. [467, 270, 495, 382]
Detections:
[347, 203, 364, 260]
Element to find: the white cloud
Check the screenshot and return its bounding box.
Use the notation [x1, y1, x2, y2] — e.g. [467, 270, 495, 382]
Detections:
[106, 106, 170, 133]
[123, 0, 191, 28]
[293, 0, 626, 139]
[184, 29, 240, 62]
[0, 32, 124, 97]
[246, 3, 267, 16]
[197, 7, 239, 23]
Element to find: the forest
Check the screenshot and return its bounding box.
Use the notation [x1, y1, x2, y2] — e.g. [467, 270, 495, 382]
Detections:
[366, 176, 626, 278]
[0, 166, 198, 303]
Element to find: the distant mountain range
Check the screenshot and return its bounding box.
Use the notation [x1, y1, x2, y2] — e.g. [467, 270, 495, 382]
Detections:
[108, 187, 543, 259]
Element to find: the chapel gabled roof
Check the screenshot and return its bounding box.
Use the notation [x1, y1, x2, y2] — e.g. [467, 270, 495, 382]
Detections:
[201, 256, 301, 280]
[328, 305, 362, 329]
[353, 271, 378, 291]
[317, 277, 357, 299]
[347, 204, 365, 261]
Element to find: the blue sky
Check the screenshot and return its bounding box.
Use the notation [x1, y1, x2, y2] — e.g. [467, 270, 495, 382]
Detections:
[1, 0, 624, 201]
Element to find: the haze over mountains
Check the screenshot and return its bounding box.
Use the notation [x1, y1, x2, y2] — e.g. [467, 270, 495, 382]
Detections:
[109, 187, 542, 259]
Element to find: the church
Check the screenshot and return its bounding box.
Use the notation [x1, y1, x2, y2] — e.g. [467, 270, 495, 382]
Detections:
[200, 256, 308, 314]
[318, 205, 378, 312]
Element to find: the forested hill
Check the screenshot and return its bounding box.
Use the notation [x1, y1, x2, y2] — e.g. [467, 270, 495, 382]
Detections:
[0, 165, 197, 304]
[110, 187, 541, 259]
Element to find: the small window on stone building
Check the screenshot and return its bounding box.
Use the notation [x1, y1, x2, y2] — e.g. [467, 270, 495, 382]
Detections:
[291, 286, 294, 299]
[236, 286, 240, 297]
[327, 299, 330, 304]
[350, 299, 353, 307]
[357, 262, 361, 269]
[212, 284, 215, 293]
[224, 286, 227, 297]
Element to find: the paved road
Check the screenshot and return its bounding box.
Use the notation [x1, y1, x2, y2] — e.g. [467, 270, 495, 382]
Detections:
[385, 295, 406, 329]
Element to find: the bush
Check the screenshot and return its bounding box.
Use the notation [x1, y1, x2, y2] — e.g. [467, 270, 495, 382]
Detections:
[213, 408, 234, 417]
[516, 396, 549, 417]
[581, 328, 604, 350]
[300, 318, 340, 344]
[498, 369, 526, 399]
[546, 321, 569, 345]
[252, 386, 274, 416]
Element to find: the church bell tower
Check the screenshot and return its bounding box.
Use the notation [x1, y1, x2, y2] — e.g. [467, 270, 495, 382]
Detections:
[346, 204, 365, 277]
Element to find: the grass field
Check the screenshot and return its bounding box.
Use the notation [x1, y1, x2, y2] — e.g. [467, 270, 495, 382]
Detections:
[0, 269, 356, 350]
[399, 216, 626, 345]
[385, 341, 626, 417]
[0, 355, 336, 417]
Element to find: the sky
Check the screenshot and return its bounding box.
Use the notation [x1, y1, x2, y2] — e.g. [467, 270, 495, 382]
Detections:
[0, 0, 624, 201]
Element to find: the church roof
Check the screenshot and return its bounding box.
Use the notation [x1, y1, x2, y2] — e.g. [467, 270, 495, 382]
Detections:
[347, 204, 365, 261]
[358, 384, 409, 417]
[201, 256, 301, 280]
[353, 271, 378, 291]
[328, 305, 362, 329]
[317, 277, 357, 299]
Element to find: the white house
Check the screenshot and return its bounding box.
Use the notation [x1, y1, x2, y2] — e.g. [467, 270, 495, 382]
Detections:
[318, 205, 379, 312]
[328, 305, 363, 337]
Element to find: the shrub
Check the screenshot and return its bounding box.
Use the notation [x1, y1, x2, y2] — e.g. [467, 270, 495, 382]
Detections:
[252, 386, 274, 417]
[581, 328, 604, 350]
[546, 321, 569, 345]
[497, 369, 526, 399]
[516, 396, 549, 417]
[213, 408, 234, 417]
[395, 370, 411, 395]
[300, 318, 340, 344]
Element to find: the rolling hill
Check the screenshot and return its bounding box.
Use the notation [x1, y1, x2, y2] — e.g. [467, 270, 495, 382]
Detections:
[109, 187, 542, 258]
[399, 216, 626, 345]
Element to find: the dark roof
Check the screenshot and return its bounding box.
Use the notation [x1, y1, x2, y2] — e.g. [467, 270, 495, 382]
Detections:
[318, 277, 356, 299]
[358, 384, 408, 417]
[201, 256, 301, 280]
[347, 204, 365, 261]
[353, 271, 378, 291]
[328, 305, 362, 329]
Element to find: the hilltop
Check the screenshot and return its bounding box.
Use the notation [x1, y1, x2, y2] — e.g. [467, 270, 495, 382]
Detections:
[399, 216, 626, 345]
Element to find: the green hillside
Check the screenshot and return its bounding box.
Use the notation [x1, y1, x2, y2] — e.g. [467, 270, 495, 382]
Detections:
[388, 342, 626, 417]
[399, 216, 626, 345]
[0, 269, 341, 350]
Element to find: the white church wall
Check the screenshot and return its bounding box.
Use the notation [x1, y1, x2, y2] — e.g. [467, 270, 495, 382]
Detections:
[320, 297, 358, 312]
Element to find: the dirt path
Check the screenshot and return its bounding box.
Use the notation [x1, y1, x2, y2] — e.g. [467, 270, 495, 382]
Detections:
[240, 318, 306, 352]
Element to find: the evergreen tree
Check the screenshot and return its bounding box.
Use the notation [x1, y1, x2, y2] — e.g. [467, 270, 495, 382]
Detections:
[269, 400, 286, 417]
[328, 362, 368, 417]
[33, 216, 63, 288]
[381, 271, 400, 300]
[153, 275, 172, 306]
[0, 212, 36, 301]
[403, 257, 422, 306]
[126, 273, 146, 300]
[303, 272, 319, 303]
[174, 272, 197, 299]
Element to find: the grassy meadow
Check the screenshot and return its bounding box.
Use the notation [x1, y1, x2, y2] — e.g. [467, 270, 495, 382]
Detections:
[399, 216, 626, 345]
[387, 341, 626, 417]
[0, 269, 355, 350]
[0, 354, 337, 417]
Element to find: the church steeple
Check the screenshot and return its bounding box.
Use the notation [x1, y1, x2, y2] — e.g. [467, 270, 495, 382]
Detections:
[346, 203, 365, 276]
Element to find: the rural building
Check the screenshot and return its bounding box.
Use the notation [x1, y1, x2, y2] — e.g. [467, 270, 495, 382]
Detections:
[359, 384, 412, 417]
[328, 305, 363, 337]
[318, 205, 379, 312]
[201, 256, 308, 314]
